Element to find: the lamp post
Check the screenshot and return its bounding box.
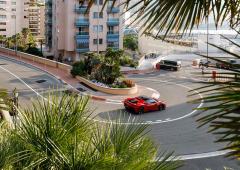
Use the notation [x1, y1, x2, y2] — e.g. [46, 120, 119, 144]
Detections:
[12, 88, 19, 109]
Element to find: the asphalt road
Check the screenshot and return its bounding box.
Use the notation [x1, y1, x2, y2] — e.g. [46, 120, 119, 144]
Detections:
[0, 55, 239, 170]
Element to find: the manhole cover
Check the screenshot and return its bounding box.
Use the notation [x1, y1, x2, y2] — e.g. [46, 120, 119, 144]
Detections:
[36, 79, 47, 83]
[77, 87, 86, 92]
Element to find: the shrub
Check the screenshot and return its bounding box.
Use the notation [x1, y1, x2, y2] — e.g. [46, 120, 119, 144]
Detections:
[123, 79, 135, 87]
[123, 35, 138, 51]
[70, 61, 86, 77]
[25, 47, 43, 57]
[120, 55, 132, 66]
[130, 61, 139, 68]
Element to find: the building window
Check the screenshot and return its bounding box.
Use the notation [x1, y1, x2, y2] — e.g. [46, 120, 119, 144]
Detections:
[0, 29, 6, 31]
[0, 1, 7, 4]
[95, 0, 103, 5]
[11, 8, 16, 11]
[93, 39, 98, 45]
[93, 25, 103, 32]
[93, 39, 103, 45]
[99, 38, 103, 44]
[93, 12, 103, 18]
[0, 22, 6, 25]
[11, 1, 16, 5]
[0, 15, 6, 19]
[11, 15, 16, 19]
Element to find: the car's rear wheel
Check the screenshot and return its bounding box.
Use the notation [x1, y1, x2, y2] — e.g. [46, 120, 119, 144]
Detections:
[138, 107, 144, 114]
[158, 105, 162, 111]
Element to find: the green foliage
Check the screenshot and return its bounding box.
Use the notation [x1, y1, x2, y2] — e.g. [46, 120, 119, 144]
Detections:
[123, 35, 138, 51]
[119, 55, 139, 68]
[95, 48, 123, 84]
[25, 47, 43, 56]
[3, 28, 39, 55]
[0, 93, 181, 169]
[191, 35, 240, 159]
[71, 60, 87, 77]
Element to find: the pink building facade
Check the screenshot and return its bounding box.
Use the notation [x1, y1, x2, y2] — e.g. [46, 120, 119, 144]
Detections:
[45, 0, 123, 62]
[0, 0, 29, 37]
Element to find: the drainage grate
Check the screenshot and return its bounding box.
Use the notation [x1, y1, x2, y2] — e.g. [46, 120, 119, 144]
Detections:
[36, 79, 47, 83]
[76, 87, 86, 92]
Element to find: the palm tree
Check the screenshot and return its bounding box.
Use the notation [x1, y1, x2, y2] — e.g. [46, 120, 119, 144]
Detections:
[190, 35, 240, 158]
[0, 35, 5, 47]
[0, 93, 181, 169]
[21, 28, 30, 41]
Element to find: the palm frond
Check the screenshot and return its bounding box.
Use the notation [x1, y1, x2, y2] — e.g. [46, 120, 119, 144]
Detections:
[191, 34, 240, 158]
[88, 0, 240, 36]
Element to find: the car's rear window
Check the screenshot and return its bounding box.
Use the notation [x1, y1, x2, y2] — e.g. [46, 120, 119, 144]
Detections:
[160, 60, 178, 66]
[146, 99, 157, 104]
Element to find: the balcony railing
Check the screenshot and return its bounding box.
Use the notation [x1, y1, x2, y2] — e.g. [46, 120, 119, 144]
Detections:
[107, 7, 120, 13]
[45, 19, 52, 24]
[107, 18, 119, 26]
[76, 48, 89, 53]
[76, 32, 89, 39]
[107, 31, 119, 38]
[75, 5, 88, 13]
[75, 19, 89, 27]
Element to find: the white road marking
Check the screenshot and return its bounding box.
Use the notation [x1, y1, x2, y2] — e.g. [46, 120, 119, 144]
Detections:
[157, 150, 231, 161]
[106, 102, 122, 105]
[0, 65, 48, 102]
[151, 93, 160, 99]
[0, 57, 229, 160]
[147, 87, 157, 92]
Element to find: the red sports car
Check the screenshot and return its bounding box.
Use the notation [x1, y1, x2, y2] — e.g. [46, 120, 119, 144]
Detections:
[123, 96, 166, 114]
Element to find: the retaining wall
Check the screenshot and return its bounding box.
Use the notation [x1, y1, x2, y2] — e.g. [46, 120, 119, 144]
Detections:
[0, 47, 72, 74]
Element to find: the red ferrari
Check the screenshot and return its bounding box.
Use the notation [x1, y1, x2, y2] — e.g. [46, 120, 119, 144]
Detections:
[123, 96, 166, 114]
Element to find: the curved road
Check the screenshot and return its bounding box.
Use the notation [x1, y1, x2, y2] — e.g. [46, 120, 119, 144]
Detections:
[0, 55, 239, 169]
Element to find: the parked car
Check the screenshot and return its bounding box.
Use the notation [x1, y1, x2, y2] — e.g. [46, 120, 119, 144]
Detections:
[216, 60, 230, 69]
[158, 60, 181, 71]
[215, 59, 240, 69]
[123, 96, 166, 114]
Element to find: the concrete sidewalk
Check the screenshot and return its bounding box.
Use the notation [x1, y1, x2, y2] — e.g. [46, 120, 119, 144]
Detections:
[0, 52, 160, 102]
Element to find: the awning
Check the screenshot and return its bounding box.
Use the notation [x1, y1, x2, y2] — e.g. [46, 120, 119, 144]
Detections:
[76, 39, 89, 44]
[107, 38, 119, 42]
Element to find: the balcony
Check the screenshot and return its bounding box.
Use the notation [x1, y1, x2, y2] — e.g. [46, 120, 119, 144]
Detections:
[76, 48, 89, 53]
[107, 31, 119, 39]
[107, 7, 120, 13]
[107, 18, 119, 26]
[76, 32, 89, 39]
[46, 8, 52, 14]
[45, 19, 52, 24]
[75, 19, 89, 27]
[75, 5, 88, 13]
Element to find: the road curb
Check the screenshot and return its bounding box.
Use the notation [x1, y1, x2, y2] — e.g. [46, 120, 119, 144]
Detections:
[122, 68, 158, 75]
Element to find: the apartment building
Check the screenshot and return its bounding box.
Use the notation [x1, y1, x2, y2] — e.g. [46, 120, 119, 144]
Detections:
[0, 0, 29, 37]
[45, 0, 123, 62]
[28, 0, 45, 40]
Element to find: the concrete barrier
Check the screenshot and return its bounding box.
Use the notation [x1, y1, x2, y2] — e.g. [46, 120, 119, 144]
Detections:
[0, 47, 72, 74]
[76, 76, 138, 95]
[0, 99, 13, 127]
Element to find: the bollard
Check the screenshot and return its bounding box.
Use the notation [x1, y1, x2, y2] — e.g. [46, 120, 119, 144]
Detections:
[212, 70, 217, 82]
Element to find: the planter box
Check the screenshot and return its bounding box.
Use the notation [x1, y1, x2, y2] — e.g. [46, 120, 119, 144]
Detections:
[76, 76, 138, 95]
